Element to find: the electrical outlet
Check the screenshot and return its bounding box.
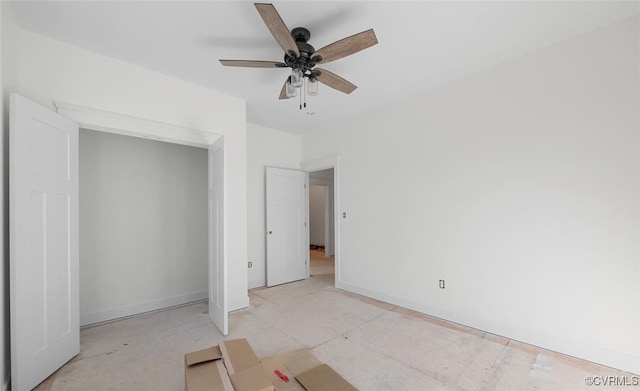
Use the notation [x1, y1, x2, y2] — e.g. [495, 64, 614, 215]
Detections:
[342, 212, 347, 219]
[248, 261, 252, 268]
[439, 279, 445, 289]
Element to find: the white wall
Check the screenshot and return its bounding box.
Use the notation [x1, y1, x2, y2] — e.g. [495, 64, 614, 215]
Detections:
[79, 129, 208, 325]
[302, 16, 640, 374]
[247, 123, 301, 289]
[12, 28, 249, 312]
[309, 186, 326, 246]
[0, 3, 19, 390]
[0, 20, 249, 386]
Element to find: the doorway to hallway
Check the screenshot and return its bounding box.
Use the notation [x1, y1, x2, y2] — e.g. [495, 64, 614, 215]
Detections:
[308, 168, 335, 278]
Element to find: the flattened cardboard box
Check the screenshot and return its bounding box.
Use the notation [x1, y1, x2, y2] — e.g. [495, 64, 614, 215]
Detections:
[185, 339, 273, 391]
[295, 364, 358, 391]
[184, 345, 233, 391]
[219, 339, 274, 391]
[185, 339, 357, 391]
[261, 348, 357, 391]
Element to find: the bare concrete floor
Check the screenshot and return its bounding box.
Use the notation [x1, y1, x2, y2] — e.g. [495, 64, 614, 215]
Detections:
[34, 254, 635, 390]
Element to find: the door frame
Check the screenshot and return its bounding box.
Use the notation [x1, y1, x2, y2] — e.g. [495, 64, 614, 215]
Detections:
[208, 137, 227, 335]
[54, 101, 220, 148]
[301, 156, 340, 287]
[53, 101, 227, 331]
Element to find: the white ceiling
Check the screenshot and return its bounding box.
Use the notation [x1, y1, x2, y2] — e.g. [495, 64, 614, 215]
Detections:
[9, 1, 639, 134]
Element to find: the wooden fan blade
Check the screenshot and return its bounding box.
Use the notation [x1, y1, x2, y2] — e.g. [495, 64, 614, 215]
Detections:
[279, 79, 289, 99]
[255, 3, 300, 58]
[315, 68, 357, 94]
[313, 29, 378, 64]
[219, 60, 287, 68]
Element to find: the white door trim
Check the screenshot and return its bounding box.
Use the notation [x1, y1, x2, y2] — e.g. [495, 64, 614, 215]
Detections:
[301, 156, 340, 287]
[53, 101, 221, 147]
[51, 101, 229, 334]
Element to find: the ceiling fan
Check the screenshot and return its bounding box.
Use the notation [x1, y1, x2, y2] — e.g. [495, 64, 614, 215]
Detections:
[219, 3, 378, 108]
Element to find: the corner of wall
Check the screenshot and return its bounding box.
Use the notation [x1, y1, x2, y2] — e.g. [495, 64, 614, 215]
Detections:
[247, 279, 263, 291]
[228, 295, 250, 312]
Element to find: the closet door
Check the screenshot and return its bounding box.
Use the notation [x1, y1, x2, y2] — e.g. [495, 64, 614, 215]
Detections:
[10, 93, 79, 390]
[208, 137, 227, 335]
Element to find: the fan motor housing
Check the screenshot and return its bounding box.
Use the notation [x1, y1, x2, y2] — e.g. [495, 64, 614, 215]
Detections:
[285, 27, 317, 70]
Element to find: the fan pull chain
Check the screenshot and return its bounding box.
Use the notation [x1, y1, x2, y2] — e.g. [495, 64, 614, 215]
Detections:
[296, 78, 309, 110]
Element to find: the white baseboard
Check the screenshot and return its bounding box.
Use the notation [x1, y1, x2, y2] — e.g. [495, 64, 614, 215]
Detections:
[80, 290, 208, 326]
[336, 281, 640, 375]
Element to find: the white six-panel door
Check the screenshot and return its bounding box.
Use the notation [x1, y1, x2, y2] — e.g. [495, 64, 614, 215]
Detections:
[208, 138, 227, 335]
[10, 94, 80, 391]
[266, 167, 308, 287]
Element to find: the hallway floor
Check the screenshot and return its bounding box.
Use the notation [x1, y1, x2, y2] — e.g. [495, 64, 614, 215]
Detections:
[34, 256, 635, 390]
[310, 248, 334, 276]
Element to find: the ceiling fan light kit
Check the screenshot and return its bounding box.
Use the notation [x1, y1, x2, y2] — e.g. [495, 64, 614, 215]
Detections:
[291, 67, 304, 88]
[307, 76, 319, 97]
[285, 76, 297, 98]
[219, 3, 378, 111]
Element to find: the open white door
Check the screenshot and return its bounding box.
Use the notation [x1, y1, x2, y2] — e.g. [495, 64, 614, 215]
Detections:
[10, 94, 79, 391]
[266, 167, 308, 287]
[208, 138, 227, 335]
